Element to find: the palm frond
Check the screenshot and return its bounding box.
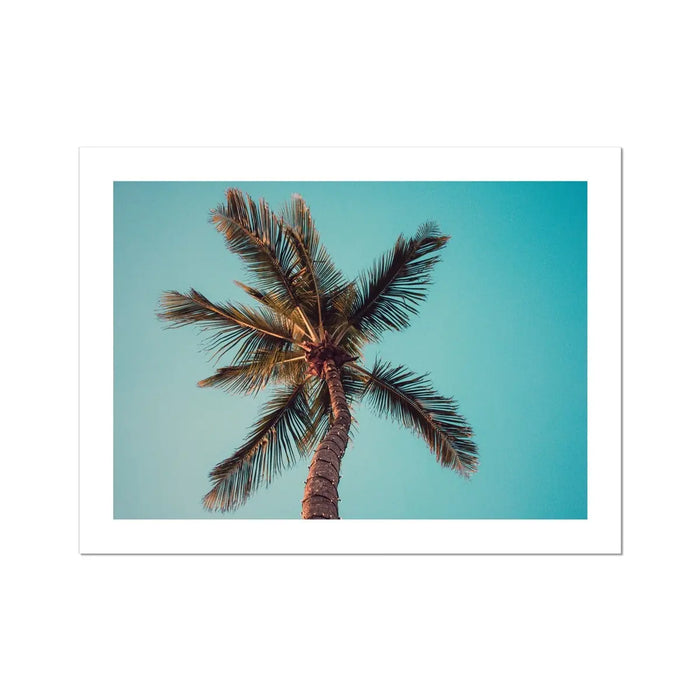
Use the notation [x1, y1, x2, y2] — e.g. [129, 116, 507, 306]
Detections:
[354, 360, 478, 475]
[335, 324, 367, 360]
[342, 223, 449, 343]
[197, 350, 306, 395]
[324, 280, 357, 320]
[210, 189, 317, 325]
[202, 381, 312, 512]
[234, 280, 313, 341]
[323, 282, 366, 358]
[158, 289, 298, 363]
[280, 194, 348, 330]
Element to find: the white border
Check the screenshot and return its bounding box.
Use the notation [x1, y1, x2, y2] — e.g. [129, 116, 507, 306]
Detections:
[79, 147, 621, 554]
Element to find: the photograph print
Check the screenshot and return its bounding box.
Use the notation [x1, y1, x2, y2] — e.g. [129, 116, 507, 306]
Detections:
[113, 179, 588, 521]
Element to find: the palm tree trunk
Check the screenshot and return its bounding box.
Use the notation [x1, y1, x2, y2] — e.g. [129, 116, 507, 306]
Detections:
[302, 358, 351, 519]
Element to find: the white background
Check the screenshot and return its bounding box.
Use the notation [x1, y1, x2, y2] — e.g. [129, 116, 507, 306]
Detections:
[3, 2, 698, 699]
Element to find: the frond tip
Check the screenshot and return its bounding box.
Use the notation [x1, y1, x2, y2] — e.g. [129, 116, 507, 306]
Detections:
[354, 360, 478, 475]
[209, 189, 305, 314]
[342, 224, 449, 343]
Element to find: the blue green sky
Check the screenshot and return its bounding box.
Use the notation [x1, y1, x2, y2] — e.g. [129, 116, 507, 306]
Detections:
[114, 181, 586, 519]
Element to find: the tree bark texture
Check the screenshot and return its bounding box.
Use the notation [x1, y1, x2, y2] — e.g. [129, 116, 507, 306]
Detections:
[302, 359, 351, 519]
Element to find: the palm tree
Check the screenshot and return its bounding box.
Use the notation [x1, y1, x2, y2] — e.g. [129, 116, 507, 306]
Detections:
[158, 189, 478, 519]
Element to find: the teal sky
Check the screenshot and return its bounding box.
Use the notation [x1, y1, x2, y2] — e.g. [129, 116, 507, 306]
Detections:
[114, 181, 587, 519]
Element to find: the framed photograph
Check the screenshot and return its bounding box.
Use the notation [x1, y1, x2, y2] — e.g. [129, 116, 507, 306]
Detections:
[79, 147, 621, 554]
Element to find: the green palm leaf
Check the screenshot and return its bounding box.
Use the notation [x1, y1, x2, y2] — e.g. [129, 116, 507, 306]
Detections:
[354, 360, 478, 475]
[341, 223, 449, 343]
[197, 350, 306, 395]
[158, 289, 299, 363]
[202, 381, 312, 512]
[280, 194, 348, 330]
[323, 282, 366, 358]
[210, 189, 317, 327]
[233, 281, 314, 341]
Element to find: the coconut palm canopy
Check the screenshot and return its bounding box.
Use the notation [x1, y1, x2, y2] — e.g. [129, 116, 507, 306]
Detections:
[158, 189, 478, 517]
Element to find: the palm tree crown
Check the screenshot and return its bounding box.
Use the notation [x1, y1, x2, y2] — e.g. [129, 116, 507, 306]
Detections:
[158, 189, 478, 516]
